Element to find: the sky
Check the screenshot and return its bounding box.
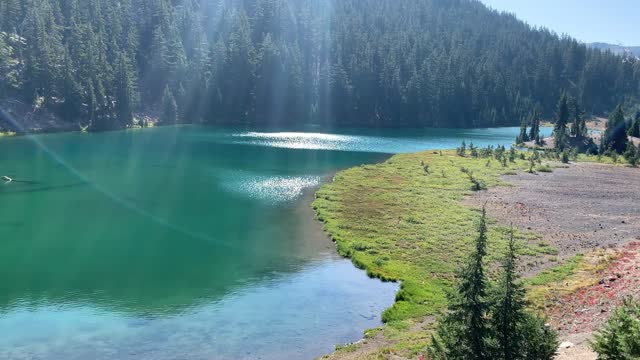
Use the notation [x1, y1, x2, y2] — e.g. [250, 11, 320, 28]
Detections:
[480, 0, 639, 46]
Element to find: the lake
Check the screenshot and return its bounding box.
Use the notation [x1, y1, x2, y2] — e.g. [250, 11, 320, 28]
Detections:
[0, 126, 545, 360]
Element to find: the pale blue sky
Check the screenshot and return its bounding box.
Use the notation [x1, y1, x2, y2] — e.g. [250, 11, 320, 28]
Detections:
[480, 0, 639, 46]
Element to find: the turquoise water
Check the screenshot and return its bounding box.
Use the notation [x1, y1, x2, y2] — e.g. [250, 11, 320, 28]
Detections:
[0, 126, 545, 359]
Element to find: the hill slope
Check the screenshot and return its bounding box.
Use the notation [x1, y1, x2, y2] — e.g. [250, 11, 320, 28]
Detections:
[588, 42, 640, 58]
[0, 0, 638, 130]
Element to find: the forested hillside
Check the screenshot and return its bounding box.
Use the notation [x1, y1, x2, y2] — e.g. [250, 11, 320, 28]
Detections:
[0, 0, 638, 130]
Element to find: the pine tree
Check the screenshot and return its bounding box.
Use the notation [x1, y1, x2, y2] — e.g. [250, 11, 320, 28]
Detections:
[628, 112, 640, 138]
[603, 105, 628, 154]
[0, 31, 17, 95]
[429, 217, 559, 360]
[529, 109, 542, 145]
[492, 228, 527, 360]
[554, 94, 569, 150]
[60, 51, 83, 121]
[591, 299, 640, 359]
[2, 0, 640, 130]
[519, 313, 559, 360]
[86, 81, 97, 126]
[176, 82, 187, 122]
[115, 52, 135, 128]
[571, 100, 586, 139]
[162, 85, 178, 124]
[623, 142, 639, 167]
[429, 207, 491, 360]
[517, 118, 529, 144]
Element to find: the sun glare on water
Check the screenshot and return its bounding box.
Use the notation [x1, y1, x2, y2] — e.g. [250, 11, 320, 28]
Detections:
[232, 132, 361, 151]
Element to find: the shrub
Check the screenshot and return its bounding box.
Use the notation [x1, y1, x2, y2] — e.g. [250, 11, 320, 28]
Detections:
[536, 164, 553, 173]
[591, 299, 640, 359]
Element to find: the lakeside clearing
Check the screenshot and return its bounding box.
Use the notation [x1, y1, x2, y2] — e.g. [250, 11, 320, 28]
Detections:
[314, 150, 640, 359]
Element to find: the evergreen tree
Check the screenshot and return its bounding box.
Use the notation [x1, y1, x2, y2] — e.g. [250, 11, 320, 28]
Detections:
[0, 31, 13, 94]
[86, 81, 97, 126]
[554, 94, 569, 150]
[529, 109, 542, 145]
[60, 51, 83, 121]
[492, 228, 527, 360]
[519, 313, 559, 360]
[517, 118, 529, 144]
[623, 142, 639, 167]
[571, 100, 586, 139]
[0, 0, 638, 130]
[162, 85, 178, 124]
[429, 219, 559, 360]
[429, 208, 490, 360]
[114, 52, 135, 128]
[603, 105, 628, 154]
[591, 299, 640, 359]
[628, 112, 640, 138]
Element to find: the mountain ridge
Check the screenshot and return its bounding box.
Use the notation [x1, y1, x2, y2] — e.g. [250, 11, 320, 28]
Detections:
[588, 42, 640, 58]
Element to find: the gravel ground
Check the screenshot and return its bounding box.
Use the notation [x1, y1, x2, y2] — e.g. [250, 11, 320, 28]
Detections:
[467, 161, 640, 359]
[326, 161, 640, 360]
[466, 162, 640, 266]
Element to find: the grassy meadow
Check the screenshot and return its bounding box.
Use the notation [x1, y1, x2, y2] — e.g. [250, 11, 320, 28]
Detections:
[313, 148, 577, 356]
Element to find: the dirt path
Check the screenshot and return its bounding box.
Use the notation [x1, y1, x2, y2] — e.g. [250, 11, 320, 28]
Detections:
[466, 162, 640, 359]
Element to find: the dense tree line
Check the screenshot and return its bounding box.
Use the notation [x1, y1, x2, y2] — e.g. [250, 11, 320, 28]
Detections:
[0, 0, 639, 131]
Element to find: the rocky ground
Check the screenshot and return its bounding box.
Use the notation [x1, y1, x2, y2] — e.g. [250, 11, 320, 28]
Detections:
[467, 162, 640, 359]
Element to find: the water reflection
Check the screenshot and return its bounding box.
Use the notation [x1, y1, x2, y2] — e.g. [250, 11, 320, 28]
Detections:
[0, 126, 531, 359]
[0, 260, 398, 360]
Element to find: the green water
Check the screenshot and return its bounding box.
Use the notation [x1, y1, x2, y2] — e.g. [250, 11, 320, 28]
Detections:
[0, 126, 541, 359]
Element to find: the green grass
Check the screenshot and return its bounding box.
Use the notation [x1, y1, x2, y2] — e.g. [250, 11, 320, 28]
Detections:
[526, 254, 584, 286]
[313, 150, 558, 355]
[576, 153, 631, 165]
[526, 249, 616, 309]
[536, 164, 553, 172]
[314, 149, 632, 358]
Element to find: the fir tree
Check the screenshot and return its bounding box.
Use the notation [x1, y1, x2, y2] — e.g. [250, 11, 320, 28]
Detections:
[571, 100, 586, 139]
[624, 142, 639, 167]
[0, 0, 639, 130]
[86, 81, 97, 126]
[517, 118, 529, 144]
[591, 299, 640, 359]
[429, 219, 559, 360]
[554, 94, 569, 150]
[60, 51, 83, 120]
[603, 105, 628, 154]
[529, 109, 542, 145]
[162, 85, 178, 124]
[492, 228, 527, 360]
[628, 112, 640, 138]
[519, 313, 559, 360]
[429, 207, 490, 360]
[115, 52, 135, 128]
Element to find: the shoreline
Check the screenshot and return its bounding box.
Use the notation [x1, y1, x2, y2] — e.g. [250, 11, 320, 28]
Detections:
[313, 149, 640, 359]
[313, 149, 535, 359]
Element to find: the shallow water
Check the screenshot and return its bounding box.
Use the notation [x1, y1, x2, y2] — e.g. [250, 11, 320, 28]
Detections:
[0, 126, 547, 359]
